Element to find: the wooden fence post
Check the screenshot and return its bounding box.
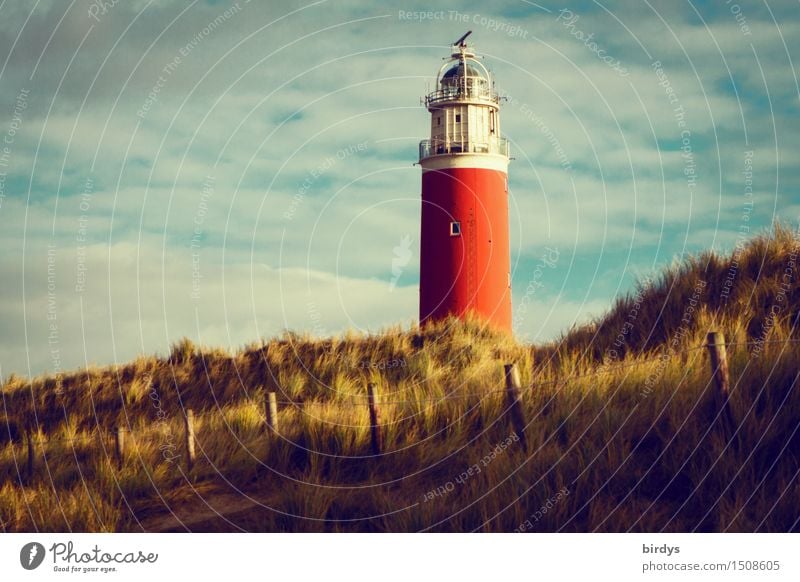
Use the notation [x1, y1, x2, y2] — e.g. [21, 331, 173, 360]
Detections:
[26, 429, 34, 480]
[504, 363, 529, 452]
[265, 392, 279, 435]
[706, 331, 730, 399]
[706, 331, 735, 440]
[184, 409, 196, 470]
[367, 383, 382, 455]
[114, 426, 126, 469]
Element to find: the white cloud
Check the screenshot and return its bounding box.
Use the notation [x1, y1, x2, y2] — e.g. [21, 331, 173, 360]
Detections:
[0, 240, 418, 377]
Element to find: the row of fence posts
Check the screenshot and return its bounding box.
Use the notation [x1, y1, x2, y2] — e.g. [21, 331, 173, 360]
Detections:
[18, 332, 735, 478]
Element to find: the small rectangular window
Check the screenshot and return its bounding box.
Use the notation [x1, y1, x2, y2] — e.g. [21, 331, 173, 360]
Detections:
[455, 114, 461, 122]
[437, 116, 441, 126]
[450, 221, 461, 236]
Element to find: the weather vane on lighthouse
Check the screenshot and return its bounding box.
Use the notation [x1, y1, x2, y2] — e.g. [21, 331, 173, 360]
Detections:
[418, 32, 512, 332]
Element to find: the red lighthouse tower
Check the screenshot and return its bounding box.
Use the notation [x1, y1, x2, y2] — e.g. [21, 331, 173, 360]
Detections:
[419, 33, 512, 332]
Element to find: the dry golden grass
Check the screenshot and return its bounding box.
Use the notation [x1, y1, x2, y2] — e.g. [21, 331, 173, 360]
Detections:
[1, 225, 798, 532]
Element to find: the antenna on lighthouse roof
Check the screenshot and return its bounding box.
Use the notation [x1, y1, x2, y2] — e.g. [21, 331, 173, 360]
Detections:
[453, 30, 472, 48]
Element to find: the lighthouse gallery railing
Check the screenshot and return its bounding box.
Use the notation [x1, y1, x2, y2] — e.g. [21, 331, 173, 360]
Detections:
[419, 137, 509, 161]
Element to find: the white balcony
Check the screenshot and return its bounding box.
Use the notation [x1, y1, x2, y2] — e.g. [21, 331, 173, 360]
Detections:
[419, 137, 509, 161]
[425, 84, 499, 107]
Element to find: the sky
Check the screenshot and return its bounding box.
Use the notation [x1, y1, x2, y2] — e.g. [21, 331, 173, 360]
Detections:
[0, 0, 797, 378]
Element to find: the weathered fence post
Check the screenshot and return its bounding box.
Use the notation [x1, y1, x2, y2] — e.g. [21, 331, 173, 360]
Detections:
[706, 331, 730, 399]
[504, 363, 529, 452]
[706, 331, 735, 440]
[26, 429, 35, 480]
[367, 383, 382, 455]
[114, 426, 126, 469]
[265, 391, 279, 435]
[184, 409, 196, 470]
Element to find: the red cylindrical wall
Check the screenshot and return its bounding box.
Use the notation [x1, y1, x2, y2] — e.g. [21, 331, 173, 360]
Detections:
[419, 165, 511, 332]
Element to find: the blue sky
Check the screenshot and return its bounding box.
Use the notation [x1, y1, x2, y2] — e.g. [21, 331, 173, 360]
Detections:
[0, 0, 797, 377]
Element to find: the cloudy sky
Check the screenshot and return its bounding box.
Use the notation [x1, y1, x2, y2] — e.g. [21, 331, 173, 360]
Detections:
[0, 0, 797, 377]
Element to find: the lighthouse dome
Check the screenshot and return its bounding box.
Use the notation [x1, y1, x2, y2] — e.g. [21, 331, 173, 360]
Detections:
[441, 61, 486, 84]
[440, 58, 490, 88]
[426, 43, 499, 106]
[436, 56, 493, 100]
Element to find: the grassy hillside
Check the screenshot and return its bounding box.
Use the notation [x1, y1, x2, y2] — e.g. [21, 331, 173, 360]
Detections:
[1, 226, 798, 532]
[550, 223, 800, 360]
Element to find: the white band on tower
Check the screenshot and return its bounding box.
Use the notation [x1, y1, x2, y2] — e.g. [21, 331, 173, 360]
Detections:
[420, 153, 509, 173]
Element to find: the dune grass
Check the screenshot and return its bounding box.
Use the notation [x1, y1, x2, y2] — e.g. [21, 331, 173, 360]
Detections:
[1, 226, 798, 532]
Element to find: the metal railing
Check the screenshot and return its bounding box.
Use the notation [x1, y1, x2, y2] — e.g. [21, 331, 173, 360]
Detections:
[419, 137, 509, 161]
[425, 83, 499, 106]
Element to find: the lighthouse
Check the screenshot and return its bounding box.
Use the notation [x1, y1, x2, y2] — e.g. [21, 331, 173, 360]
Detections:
[418, 32, 512, 332]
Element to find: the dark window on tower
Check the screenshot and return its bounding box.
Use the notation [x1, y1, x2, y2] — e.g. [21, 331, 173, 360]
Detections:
[450, 221, 461, 236]
[455, 114, 461, 122]
[437, 116, 441, 126]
